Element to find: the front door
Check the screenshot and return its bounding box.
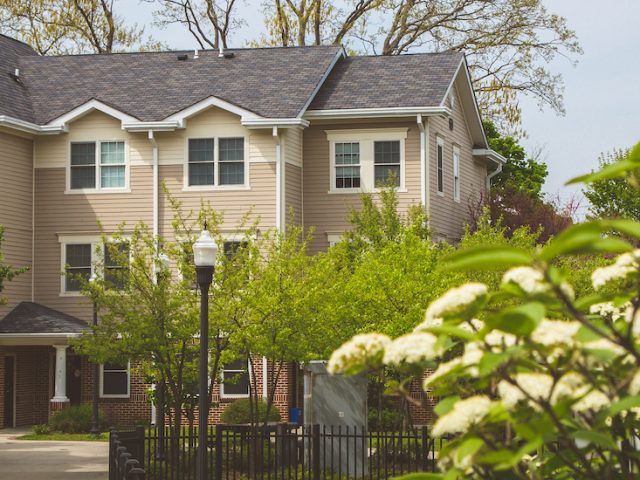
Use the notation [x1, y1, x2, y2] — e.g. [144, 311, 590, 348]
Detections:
[3, 356, 15, 427]
[66, 355, 82, 406]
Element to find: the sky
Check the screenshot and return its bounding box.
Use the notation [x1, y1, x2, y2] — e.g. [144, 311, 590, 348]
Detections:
[130, 0, 640, 212]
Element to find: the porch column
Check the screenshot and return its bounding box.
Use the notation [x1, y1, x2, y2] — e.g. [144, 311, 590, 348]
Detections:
[51, 345, 69, 403]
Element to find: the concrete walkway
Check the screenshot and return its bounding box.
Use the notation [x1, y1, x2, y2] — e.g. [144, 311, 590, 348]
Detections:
[0, 428, 108, 479]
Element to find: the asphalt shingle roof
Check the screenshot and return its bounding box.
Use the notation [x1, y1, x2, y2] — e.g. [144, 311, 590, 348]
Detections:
[308, 52, 463, 111]
[0, 34, 37, 122]
[0, 302, 88, 334]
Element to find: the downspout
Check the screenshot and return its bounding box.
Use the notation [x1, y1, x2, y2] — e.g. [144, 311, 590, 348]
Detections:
[31, 140, 35, 301]
[147, 130, 159, 426]
[486, 163, 502, 190]
[417, 115, 430, 227]
[274, 127, 284, 232]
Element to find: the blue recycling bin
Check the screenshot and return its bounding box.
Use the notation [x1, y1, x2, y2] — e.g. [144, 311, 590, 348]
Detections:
[290, 407, 302, 424]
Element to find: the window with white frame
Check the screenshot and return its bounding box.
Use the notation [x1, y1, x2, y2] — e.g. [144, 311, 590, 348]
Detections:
[100, 362, 130, 398]
[187, 137, 246, 187]
[436, 137, 444, 194]
[104, 243, 130, 290]
[223, 240, 248, 259]
[221, 358, 250, 397]
[374, 141, 401, 187]
[453, 145, 461, 202]
[65, 244, 92, 292]
[70, 141, 126, 191]
[327, 129, 407, 192]
[334, 142, 361, 189]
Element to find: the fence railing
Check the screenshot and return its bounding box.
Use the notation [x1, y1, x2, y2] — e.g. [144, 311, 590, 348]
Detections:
[109, 426, 147, 480]
[109, 424, 446, 480]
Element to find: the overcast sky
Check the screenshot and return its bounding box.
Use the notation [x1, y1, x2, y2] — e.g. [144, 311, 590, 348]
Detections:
[131, 0, 640, 211]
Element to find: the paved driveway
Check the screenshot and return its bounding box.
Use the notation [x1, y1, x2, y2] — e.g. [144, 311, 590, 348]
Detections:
[0, 428, 108, 479]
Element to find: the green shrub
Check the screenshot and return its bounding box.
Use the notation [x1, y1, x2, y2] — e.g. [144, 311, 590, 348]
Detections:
[50, 404, 106, 433]
[220, 398, 281, 424]
[32, 424, 50, 435]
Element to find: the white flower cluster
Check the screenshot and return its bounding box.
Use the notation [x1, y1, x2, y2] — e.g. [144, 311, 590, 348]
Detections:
[550, 372, 586, 404]
[502, 266, 574, 298]
[571, 387, 611, 414]
[413, 315, 443, 333]
[590, 301, 630, 321]
[629, 370, 640, 395]
[484, 329, 517, 351]
[592, 250, 640, 290]
[423, 358, 461, 388]
[383, 332, 439, 366]
[432, 395, 494, 437]
[530, 319, 581, 347]
[424, 283, 488, 321]
[498, 373, 553, 410]
[327, 333, 391, 375]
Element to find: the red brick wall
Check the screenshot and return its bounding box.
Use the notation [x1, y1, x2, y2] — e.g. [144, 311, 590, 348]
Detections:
[407, 370, 437, 425]
[0, 348, 5, 429]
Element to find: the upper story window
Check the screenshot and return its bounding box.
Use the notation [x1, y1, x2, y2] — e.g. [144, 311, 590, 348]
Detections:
[436, 137, 444, 195]
[104, 243, 130, 289]
[223, 240, 248, 259]
[69, 141, 127, 192]
[187, 137, 246, 188]
[327, 128, 407, 193]
[221, 358, 250, 398]
[374, 141, 401, 187]
[65, 244, 92, 292]
[453, 145, 461, 202]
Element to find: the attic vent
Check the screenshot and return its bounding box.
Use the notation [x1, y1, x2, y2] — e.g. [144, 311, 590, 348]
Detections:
[223, 52, 235, 59]
[177, 54, 188, 61]
[449, 118, 454, 131]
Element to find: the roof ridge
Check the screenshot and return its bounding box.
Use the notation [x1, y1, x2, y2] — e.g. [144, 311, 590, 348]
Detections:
[0, 33, 38, 52]
[346, 50, 462, 59]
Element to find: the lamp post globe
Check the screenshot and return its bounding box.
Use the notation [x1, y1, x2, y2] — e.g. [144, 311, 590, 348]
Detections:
[193, 227, 217, 480]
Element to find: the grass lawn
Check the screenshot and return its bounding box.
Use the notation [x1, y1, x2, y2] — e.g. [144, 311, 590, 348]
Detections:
[16, 432, 109, 442]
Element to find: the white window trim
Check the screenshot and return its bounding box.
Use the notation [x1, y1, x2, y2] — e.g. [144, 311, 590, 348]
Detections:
[183, 137, 250, 192]
[66, 140, 130, 194]
[58, 234, 131, 296]
[220, 358, 251, 399]
[436, 136, 445, 197]
[453, 145, 461, 203]
[99, 361, 131, 399]
[326, 128, 408, 194]
[326, 232, 344, 247]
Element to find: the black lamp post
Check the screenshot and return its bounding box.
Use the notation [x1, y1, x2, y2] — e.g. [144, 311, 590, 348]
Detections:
[193, 227, 218, 480]
[89, 273, 100, 437]
[156, 252, 170, 460]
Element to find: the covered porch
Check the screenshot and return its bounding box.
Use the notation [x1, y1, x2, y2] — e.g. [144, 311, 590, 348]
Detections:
[0, 302, 88, 428]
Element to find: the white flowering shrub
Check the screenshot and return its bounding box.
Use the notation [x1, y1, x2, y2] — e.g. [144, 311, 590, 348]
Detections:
[328, 143, 640, 478]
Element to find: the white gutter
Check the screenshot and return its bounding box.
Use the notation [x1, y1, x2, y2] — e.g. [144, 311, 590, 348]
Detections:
[148, 131, 159, 246]
[0, 333, 82, 338]
[303, 106, 451, 121]
[273, 126, 284, 231]
[243, 118, 309, 129]
[123, 121, 180, 132]
[0, 115, 66, 135]
[472, 149, 506, 190]
[486, 163, 503, 190]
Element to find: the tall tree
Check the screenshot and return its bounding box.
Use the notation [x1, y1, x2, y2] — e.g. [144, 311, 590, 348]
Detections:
[583, 148, 640, 221]
[256, 0, 581, 132]
[0, 0, 160, 54]
[0, 225, 28, 306]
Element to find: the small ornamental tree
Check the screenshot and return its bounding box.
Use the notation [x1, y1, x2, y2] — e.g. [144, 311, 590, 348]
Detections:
[329, 142, 640, 478]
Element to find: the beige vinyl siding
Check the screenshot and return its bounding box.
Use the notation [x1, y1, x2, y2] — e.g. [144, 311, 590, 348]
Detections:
[283, 129, 303, 227]
[429, 86, 487, 242]
[0, 132, 33, 317]
[303, 120, 421, 253]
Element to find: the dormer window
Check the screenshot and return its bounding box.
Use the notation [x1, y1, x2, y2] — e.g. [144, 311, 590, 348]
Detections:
[186, 137, 247, 189]
[68, 141, 127, 192]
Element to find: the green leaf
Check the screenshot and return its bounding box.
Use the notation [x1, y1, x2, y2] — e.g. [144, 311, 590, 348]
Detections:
[477, 449, 515, 465]
[487, 302, 545, 336]
[572, 430, 616, 449]
[601, 219, 640, 239]
[608, 396, 640, 417]
[478, 351, 510, 376]
[394, 473, 444, 480]
[434, 396, 460, 417]
[443, 246, 532, 271]
[540, 222, 632, 261]
[574, 325, 603, 343]
[566, 158, 638, 185]
[428, 324, 476, 341]
[457, 437, 484, 462]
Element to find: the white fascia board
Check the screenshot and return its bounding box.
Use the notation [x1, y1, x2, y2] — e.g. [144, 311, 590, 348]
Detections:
[303, 106, 451, 120]
[0, 333, 83, 337]
[242, 118, 309, 129]
[472, 148, 506, 165]
[296, 47, 347, 118]
[454, 56, 489, 148]
[46, 99, 138, 128]
[123, 121, 181, 132]
[0, 115, 66, 135]
[163, 96, 261, 124]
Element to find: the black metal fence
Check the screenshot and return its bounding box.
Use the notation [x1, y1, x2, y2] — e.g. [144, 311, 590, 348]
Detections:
[110, 424, 446, 480]
[109, 426, 147, 480]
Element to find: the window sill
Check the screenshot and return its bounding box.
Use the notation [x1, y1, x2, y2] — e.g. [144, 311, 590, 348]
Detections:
[220, 394, 251, 400]
[437, 191, 445, 197]
[100, 394, 130, 399]
[182, 185, 251, 192]
[327, 188, 408, 195]
[65, 188, 131, 195]
[59, 292, 83, 297]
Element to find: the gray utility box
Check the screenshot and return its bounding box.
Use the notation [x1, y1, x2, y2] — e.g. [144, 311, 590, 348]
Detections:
[303, 361, 368, 477]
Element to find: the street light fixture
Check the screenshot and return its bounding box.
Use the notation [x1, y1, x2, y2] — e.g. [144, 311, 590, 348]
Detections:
[89, 272, 100, 437]
[193, 227, 218, 480]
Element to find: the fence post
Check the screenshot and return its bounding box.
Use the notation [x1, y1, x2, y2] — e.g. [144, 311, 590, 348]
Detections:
[421, 426, 429, 472]
[135, 425, 145, 464]
[109, 430, 116, 480]
[312, 424, 321, 480]
[215, 425, 223, 480]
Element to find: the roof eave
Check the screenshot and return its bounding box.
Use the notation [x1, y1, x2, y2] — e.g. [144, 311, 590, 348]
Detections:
[472, 148, 506, 165]
[303, 106, 451, 121]
[0, 115, 66, 135]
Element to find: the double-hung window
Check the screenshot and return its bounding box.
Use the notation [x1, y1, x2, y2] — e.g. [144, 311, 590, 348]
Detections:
[437, 137, 444, 195]
[65, 244, 92, 292]
[453, 146, 461, 202]
[100, 362, 130, 398]
[70, 141, 126, 191]
[187, 137, 246, 188]
[104, 243, 129, 290]
[334, 142, 360, 189]
[221, 358, 250, 397]
[374, 141, 401, 187]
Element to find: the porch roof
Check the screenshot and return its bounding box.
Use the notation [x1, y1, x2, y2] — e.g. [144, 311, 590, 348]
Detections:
[0, 302, 88, 334]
